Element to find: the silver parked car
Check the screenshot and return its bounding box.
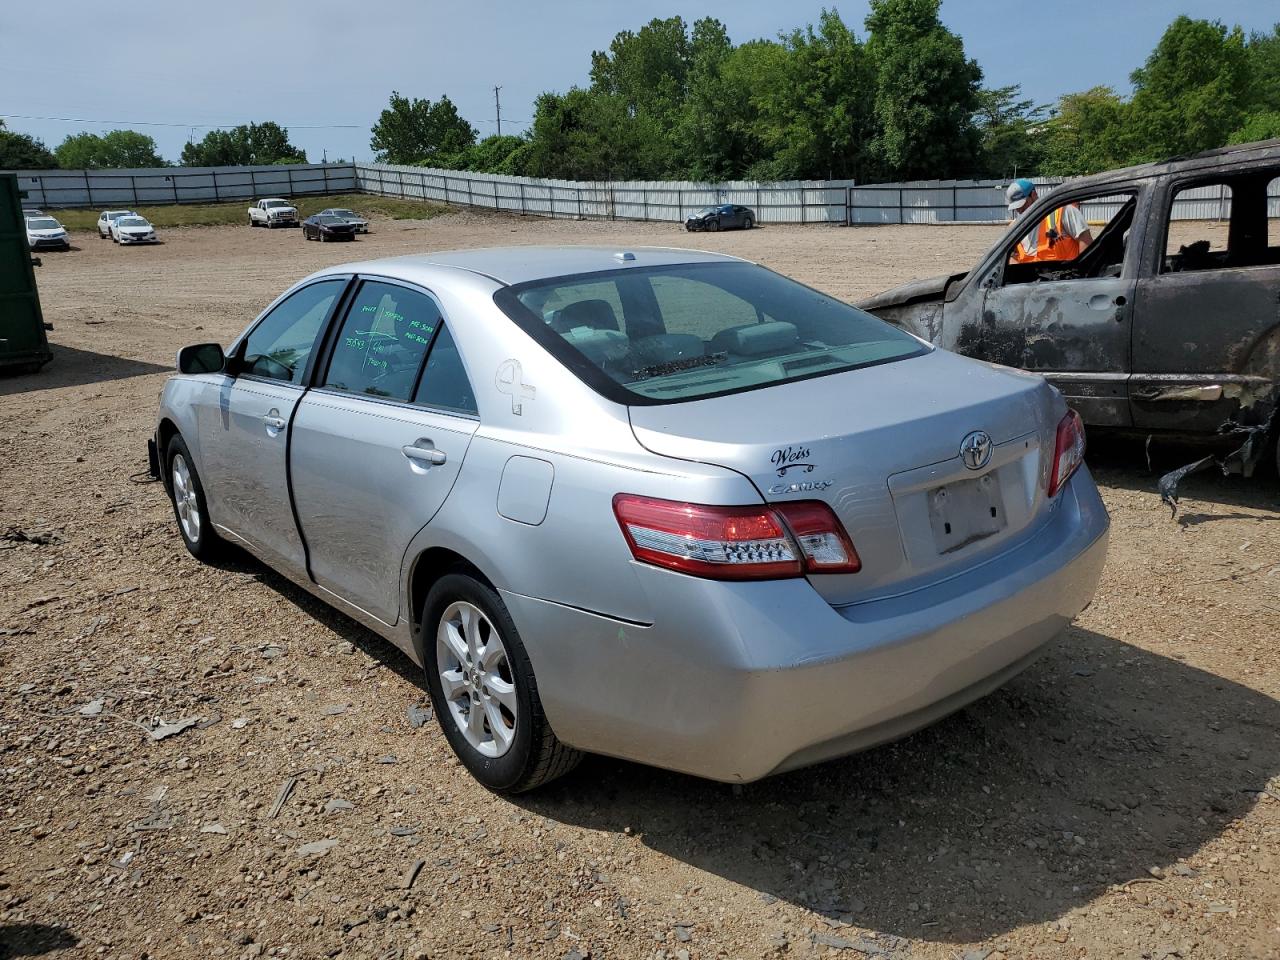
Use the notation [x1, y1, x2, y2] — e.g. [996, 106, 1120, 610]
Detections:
[150, 247, 1109, 792]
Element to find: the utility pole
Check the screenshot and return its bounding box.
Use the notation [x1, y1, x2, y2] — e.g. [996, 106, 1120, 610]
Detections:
[494, 85, 503, 137]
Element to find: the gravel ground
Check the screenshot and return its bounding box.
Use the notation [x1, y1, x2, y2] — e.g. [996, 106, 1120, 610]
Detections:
[2, 211, 1278, 960]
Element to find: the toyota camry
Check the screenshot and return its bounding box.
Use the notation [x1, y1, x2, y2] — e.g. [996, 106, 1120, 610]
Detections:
[150, 247, 1109, 792]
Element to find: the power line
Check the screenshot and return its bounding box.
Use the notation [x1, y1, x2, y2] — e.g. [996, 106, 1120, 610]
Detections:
[0, 113, 363, 130]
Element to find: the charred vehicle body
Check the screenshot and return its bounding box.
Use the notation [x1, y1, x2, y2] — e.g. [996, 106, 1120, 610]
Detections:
[860, 140, 1280, 479]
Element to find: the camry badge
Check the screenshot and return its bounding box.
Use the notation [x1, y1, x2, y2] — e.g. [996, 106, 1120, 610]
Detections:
[960, 430, 993, 470]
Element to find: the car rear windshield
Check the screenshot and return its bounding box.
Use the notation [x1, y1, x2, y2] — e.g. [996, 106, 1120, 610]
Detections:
[493, 261, 928, 406]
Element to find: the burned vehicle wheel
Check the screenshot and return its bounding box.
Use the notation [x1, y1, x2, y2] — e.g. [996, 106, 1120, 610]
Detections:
[423, 573, 581, 793]
[166, 436, 224, 562]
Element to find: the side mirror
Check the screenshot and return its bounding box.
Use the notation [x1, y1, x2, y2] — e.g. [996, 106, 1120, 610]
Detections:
[177, 342, 226, 374]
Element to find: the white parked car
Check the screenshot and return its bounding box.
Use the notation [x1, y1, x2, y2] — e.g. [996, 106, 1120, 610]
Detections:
[97, 210, 137, 239]
[110, 215, 159, 245]
[25, 215, 71, 251]
[248, 198, 299, 228]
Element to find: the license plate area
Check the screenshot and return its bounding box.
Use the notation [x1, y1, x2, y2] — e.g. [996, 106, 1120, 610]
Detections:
[927, 472, 1005, 554]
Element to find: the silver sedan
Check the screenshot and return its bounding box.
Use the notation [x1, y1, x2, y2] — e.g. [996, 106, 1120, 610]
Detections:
[151, 246, 1109, 792]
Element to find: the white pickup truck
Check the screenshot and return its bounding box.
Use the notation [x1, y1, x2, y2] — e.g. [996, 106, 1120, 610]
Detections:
[248, 198, 299, 228]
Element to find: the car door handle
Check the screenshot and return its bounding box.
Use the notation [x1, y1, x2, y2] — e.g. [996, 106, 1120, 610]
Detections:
[262, 414, 287, 430]
[402, 444, 447, 466]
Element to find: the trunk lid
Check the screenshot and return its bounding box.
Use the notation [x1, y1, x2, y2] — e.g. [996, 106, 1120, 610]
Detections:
[629, 349, 1062, 606]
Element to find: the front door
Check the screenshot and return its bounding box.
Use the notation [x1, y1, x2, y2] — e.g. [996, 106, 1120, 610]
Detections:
[196, 278, 347, 572]
[976, 190, 1140, 427]
[1131, 170, 1280, 433]
[290, 279, 480, 624]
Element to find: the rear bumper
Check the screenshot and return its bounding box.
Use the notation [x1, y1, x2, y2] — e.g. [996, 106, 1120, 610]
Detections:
[502, 467, 1109, 782]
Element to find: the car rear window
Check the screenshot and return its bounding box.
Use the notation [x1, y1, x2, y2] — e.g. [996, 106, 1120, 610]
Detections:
[493, 262, 927, 405]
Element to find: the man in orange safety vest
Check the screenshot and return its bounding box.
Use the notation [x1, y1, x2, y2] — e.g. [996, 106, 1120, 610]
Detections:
[1005, 178, 1093, 263]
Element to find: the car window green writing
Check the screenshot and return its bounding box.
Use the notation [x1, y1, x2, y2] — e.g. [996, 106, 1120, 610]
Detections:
[324, 282, 441, 401]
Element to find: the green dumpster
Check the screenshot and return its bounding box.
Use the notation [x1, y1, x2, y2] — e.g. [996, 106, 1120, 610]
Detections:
[0, 173, 52, 374]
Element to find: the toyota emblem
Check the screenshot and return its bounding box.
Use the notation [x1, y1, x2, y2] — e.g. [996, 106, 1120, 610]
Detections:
[960, 430, 993, 470]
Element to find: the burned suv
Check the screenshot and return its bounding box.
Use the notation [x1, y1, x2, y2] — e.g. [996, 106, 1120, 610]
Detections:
[861, 139, 1280, 479]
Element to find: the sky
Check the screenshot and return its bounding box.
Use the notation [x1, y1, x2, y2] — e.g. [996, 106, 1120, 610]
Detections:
[3, 0, 1276, 165]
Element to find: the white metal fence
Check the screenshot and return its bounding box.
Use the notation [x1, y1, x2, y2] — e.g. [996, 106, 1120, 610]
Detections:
[7, 162, 1277, 225]
[11, 163, 357, 208]
[354, 163, 854, 223]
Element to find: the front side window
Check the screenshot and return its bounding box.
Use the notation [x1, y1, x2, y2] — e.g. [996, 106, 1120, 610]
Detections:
[1001, 191, 1135, 286]
[495, 262, 926, 405]
[241, 279, 345, 383]
[323, 281, 440, 400]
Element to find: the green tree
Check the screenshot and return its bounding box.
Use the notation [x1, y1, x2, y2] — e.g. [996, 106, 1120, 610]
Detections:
[1128, 16, 1251, 160]
[442, 134, 531, 175]
[864, 0, 983, 179]
[673, 21, 767, 180]
[1228, 111, 1280, 144]
[751, 9, 877, 181]
[181, 122, 306, 166]
[1039, 86, 1136, 176]
[973, 85, 1047, 178]
[369, 92, 476, 165]
[0, 120, 57, 169]
[1244, 25, 1280, 113]
[524, 88, 667, 180]
[55, 129, 164, 169]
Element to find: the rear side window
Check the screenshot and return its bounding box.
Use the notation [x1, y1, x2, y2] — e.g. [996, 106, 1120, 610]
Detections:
[242, 279, 345, 383]
[495, 261, 926, 405]
[413, 324, 477, 415]
[323, 281, 440, 401]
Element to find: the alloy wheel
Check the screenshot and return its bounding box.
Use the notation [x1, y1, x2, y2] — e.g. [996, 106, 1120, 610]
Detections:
[436, 601, 518, 758]
[171, 453, 201, 543]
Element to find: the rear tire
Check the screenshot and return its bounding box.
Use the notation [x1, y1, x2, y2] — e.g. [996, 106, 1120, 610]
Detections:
[744, 216, 754, 229]
[423, 573, 582, 793]
[165, 435, 224, 562]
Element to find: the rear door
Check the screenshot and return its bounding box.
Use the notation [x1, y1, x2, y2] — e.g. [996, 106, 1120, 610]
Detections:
[196, 277, 348, 572]
[1130, 168, 1280, 433]
[974, 189, 1140, 427]
[290, 278, 479, 625]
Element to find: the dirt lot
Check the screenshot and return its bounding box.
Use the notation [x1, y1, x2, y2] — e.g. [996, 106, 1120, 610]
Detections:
[2, 211, 1278, 960]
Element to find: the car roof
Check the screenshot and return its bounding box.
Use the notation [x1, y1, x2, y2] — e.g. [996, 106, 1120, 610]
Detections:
[321, 245, 749, 287]
[1055, 137, 1280, 192]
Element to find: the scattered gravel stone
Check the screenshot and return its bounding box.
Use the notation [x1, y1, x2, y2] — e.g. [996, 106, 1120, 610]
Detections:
[149, 716, 201, 740]
[296, 839, 339, 857]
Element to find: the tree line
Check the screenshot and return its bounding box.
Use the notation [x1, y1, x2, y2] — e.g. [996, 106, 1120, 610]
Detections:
[0, 120, 308, 171]
[368, 6, 1280, 182]
[3, 2, 1278, 183]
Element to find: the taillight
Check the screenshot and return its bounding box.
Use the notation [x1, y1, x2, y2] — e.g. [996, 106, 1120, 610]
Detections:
[612, 494, 860, 580]
[1048, 409, 1086, 497]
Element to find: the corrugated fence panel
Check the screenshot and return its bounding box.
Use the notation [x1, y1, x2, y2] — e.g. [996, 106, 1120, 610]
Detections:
[7, 162, 1273, 225]
[9, 163, 357, 208]
[354, 164, 853, 224]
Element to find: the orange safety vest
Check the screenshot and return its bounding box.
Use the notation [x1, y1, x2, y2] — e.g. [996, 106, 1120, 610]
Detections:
[1012, 206, 1082, 263]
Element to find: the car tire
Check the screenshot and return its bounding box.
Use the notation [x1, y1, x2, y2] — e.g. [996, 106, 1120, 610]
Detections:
[708, 219, 720, 232]
[744, 216, 754, 229]
[422, 572, 582, 793]
[165, 435, 224, 563]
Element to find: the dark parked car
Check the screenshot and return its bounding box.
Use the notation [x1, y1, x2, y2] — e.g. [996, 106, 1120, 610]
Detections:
[860, 138, 1280, 478]
[302, 214, 358, 242]
[685, 204, 755, 232]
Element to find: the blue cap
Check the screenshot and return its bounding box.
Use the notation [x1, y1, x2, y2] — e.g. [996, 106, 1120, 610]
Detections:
[1006, 178, 1036, 211]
